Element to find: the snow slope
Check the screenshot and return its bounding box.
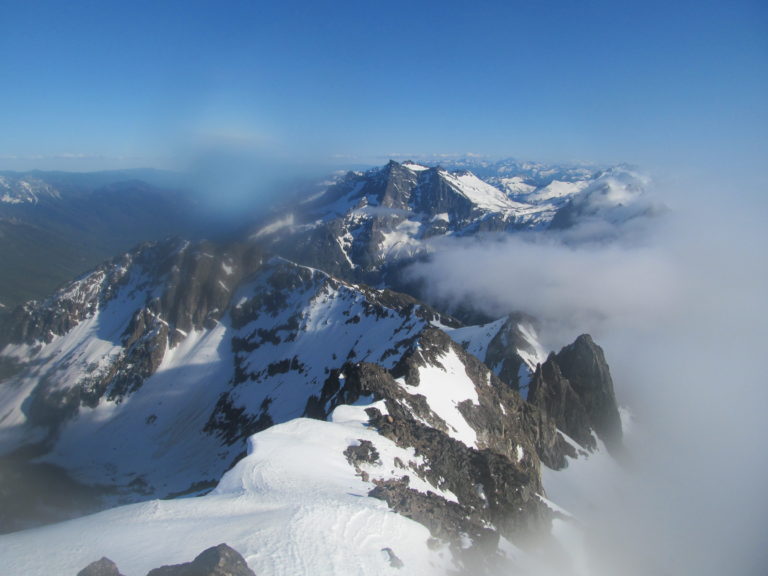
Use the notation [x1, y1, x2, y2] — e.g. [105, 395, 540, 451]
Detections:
[440, 170, 529, 213]
[0, 175, 60, 204]
[0, 413, 456, 576]
[397, 348, 480, 448]
[0, 252, 448, 501]
[446, 315, 549, 396]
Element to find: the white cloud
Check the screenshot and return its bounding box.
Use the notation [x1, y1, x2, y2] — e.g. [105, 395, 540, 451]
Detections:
[407, 173, 768, 576]
[406, 227, 678, 350]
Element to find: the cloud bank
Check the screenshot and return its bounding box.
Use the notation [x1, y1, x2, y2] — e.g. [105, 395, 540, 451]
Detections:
[407, 174, 768, 576]
[407, 230, 677, 349]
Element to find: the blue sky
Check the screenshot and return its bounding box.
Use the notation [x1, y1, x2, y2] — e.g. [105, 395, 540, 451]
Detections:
[0, 0, 765, 173]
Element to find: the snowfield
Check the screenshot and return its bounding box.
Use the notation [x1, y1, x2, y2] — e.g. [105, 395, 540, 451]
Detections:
[0, 411, 456, 576]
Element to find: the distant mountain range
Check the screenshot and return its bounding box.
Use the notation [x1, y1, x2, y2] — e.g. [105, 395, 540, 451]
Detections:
[255, 159, 656, 291]
[0, 170, 205, 311]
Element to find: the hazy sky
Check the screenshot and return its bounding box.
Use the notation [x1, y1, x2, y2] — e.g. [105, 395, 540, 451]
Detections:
[0, 0, 765, 172]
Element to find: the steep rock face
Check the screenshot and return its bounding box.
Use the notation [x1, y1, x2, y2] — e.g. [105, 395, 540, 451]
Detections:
[254, 161, 560, 286]
[0, 239, 264, 436]
[326, 329, 553, 558]
[411, 169, 477, 225]
[528, 354, 595, 451]
[448, 313, 547, 396]
[1, 250, 134, 346]
[484, 315, 541, 393]
[554, 334, 622, 452]
[1, 238, 262, 348]
[204, 259, 456, 447]
[447, 320, 619, 466]
[528, 334, 622, 454]
[0, 248, 463, 520]
[0, 225, 622, 567]
[365, 159, 420, 210]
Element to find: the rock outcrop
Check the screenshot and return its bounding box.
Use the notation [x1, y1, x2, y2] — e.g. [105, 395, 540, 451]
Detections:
[528, 334, 622, 454]
[0, 239, 263, 349]
[77, 557, 124, 576]
[77, 544, 254, 576]
[330, 329, 553, 562]
[146, 543, 255, 576]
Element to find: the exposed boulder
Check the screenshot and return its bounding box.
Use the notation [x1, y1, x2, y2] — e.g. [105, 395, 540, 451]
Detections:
[381, 547, 404, 569]
[146, 543, 255, 576]
[343, 439, 381, 468]
[77, 557, 124, 576]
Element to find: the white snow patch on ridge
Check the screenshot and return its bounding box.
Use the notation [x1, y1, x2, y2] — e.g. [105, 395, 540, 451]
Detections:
[398, 348, 480, 448]
[527, 180, 587, 202]
[441, 170, 529, 212]
[498, 176, 536, 195]
[516, 322, 548, 370]
[446, 317, 506, 360]
[403, 161, 430, 172]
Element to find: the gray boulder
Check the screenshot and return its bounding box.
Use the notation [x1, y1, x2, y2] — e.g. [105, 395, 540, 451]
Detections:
[77, 557, 124, 576]
[146, 543, 255, 576]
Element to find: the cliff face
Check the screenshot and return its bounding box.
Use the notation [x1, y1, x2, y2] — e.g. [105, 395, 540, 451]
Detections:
[528, 334, 622, 454]
[322, 328, 553, 567]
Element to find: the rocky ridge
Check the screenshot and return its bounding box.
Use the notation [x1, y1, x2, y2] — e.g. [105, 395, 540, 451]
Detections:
[252, 160, 652, 290]
[528, 334, 622, 454]
[0, 245, 622, 566]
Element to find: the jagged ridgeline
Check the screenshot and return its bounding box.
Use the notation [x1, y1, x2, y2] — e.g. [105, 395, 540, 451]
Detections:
[252, 159, 654, 292]
[0, 159, 633, 573]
